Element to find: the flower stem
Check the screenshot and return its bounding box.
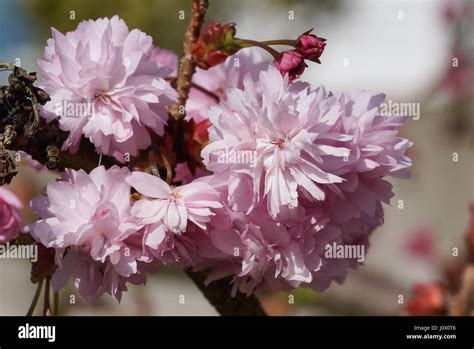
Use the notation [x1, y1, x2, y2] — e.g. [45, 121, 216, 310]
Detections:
[160, 152, 173, 184]
[53, 292, 59, 315]
[260, 39, 297, 46]
[235, 38, 280, 59]
[190, 82, 220, 102]
[43, 276, 51, 316]
[26, 279, 44, 316]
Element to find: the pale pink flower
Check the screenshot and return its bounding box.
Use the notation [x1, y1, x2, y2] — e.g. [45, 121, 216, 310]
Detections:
[38, 16, 178, 156]
[335, 91, 413, 179]
[195, 68, 413, 296]
[321, 90, 412, 226]
[202, 65, 351, 218]
[187, 175, 345, 295]
[140, 222, 208, 267]
[26, 166, 152, 302]
[0, 187, 23, 243]
[127, 172, 223, 234]
[199, 200, 348, 296]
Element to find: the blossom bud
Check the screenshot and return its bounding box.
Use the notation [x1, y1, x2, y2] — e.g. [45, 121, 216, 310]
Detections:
[274, 50, 307, 82]
[296, 33, 326, 63]
[193, 21, 241, 69]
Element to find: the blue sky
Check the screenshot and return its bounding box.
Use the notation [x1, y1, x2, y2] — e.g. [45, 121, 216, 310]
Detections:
[0, 0, 30, 54]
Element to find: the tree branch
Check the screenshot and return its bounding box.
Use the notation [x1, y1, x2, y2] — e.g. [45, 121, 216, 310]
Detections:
[9, 119, 117, 172]
[168, 0, 209, 122]
[186, 270, 267, 316]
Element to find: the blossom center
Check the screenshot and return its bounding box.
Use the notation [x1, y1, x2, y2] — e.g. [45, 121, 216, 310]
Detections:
[270, 138, 285, 149]
[91, 207, 113, 222]
[94, 90, 113, 104]
[170, 188, 184, 203]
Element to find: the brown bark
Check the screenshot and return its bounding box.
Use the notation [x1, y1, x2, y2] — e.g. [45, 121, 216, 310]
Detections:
[168, 0, 209, 123]
[9, 120, 117, 172]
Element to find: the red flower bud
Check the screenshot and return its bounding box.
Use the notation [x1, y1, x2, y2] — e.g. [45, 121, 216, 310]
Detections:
[296, 34, 326, 63]
[193, 21, 240, 70]
[274, 50, 306, 82]
[205, 50, 231, 69]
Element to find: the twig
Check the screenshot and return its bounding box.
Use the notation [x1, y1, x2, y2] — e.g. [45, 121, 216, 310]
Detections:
[0, 62, 15, 70]
[26, 278, 44, 316]
[190, 82, 219, 102]
[43, 275, 51, 316]
[9, 119, 117, 172]
[24, 93, 40, 137]
[169, 0, 209, 122]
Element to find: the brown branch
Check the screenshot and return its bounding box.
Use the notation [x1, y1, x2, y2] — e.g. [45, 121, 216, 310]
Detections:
[168, 0, 209, 122]
[186, 270, 267, 316]
[1, 64, 117, 173]
[9, 121, 117, 172]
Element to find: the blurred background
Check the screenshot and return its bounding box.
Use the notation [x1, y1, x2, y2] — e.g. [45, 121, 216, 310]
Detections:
[0, 0, 473, 316]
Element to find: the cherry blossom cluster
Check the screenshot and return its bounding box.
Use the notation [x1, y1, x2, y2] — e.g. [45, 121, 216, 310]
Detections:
[16, 16, 412, 302]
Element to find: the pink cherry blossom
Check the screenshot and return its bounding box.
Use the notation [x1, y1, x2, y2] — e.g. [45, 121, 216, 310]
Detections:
[26, 166, 153, 302]
[190, 175, 350, 296]
[0, 187, 23, 243]
[26, 16, 415, 302]
[192, 190, 348, 296]
[127, 171, 223, 234]
[202, 65, 351, 219]
[38, 16, 178, 156]
[335, 91, 413, 179]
